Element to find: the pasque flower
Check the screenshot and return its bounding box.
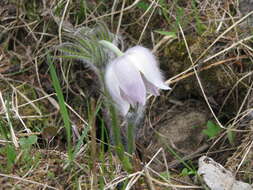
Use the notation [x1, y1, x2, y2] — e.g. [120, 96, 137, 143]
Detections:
[105, 46, 170, 115]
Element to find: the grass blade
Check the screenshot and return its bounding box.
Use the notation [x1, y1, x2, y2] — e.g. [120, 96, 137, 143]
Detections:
[48, 55, 73, 160]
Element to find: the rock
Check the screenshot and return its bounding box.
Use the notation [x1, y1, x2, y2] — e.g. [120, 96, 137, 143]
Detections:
[198, 156, 253, 190]
[140, 100, 210, 171]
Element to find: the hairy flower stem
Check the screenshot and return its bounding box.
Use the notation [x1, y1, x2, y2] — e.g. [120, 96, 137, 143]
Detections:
[127, 122, 135, 154]
[99, 41, 148, 155]
[99, 40, 124, 57]
[109, 103, 132, 171]
[126, 105, 145, 154]
[99, 40, 137, 154]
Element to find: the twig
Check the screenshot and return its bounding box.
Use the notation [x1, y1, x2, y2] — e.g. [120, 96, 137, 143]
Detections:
[116, 0, 126, 36]
[144, 167, 156, 190]
[84, 0, 142, 24]
[178, 23, 224, 129]
[0, 91, 19, 148]
[166, 55, 247, 84]
[0, 173, 58, 190]
[137, 0, 158, 44]
[195, 10, 253, 63]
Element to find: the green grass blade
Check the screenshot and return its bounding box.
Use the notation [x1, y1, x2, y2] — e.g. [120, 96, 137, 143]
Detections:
[109, 104, 132, 172]
[74, 126, 89, 157]
[0, 119, 9, 140]
[164, 141, 194, 171]
[48, 55, 73, 160]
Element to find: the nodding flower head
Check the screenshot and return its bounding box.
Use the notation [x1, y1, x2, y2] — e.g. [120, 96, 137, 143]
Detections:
[105, 46, 170, 116]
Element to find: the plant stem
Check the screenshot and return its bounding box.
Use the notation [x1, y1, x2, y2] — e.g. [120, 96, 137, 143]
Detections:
[99, 40, 124, 57]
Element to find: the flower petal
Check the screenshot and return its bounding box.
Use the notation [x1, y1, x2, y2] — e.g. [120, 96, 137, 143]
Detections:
[142, 75, 160, 96]
[105, 63, 130, 115]
[126, 46, 170, 90]
[112, 55, 146, 106]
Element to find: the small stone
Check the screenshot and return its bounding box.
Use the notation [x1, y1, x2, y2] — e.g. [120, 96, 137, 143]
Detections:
[198, 156, 253, 190]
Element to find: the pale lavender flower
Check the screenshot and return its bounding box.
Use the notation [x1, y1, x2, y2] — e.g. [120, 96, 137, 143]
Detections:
[105, 46, 170, 115]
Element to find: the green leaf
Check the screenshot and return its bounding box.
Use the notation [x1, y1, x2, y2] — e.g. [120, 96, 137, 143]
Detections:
[6, 145, 16, 168]
[27, 135, 38, 145]
[181, 168, 189, 176]
[154, 30, 177, 38]
[202, 121, 222, 139]
[19, 138, 29, 148]
[0, 119, 9, 139]
[180, 167, 196, 176]
[19, 135, 37, 149]
[136, 2, 150, 10]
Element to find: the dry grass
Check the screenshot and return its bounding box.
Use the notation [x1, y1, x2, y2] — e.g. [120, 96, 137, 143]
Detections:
[0, 0, 253, 189]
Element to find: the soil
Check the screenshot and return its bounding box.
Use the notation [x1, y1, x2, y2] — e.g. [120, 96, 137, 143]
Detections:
[138, 99, 210, 171]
